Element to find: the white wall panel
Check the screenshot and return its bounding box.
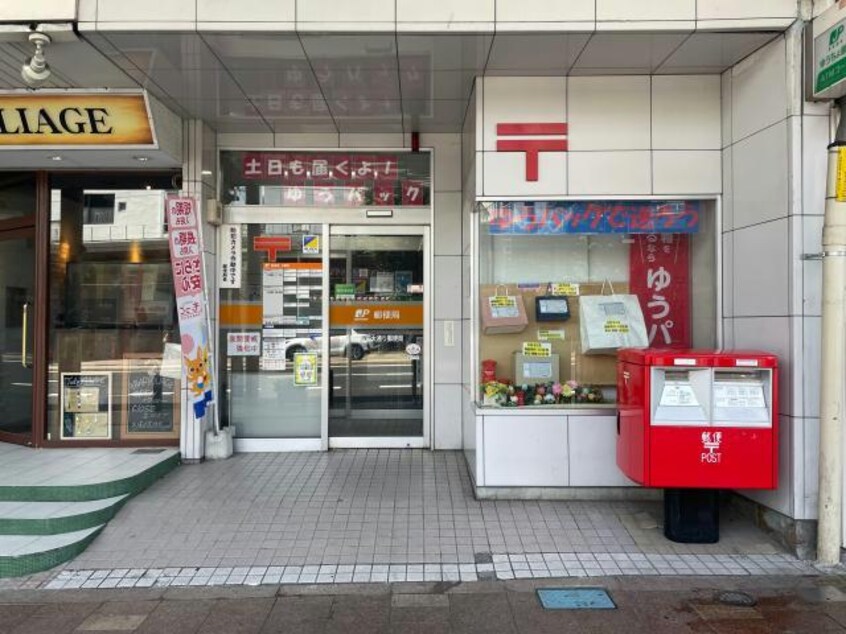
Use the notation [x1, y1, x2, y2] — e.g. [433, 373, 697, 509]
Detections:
[568, 151, 651, 195]
[732, 219, 789, 317]
[567, 76, 650, 151]
[199, 0, 295, 23]
[731, 36, 787, 142]
[97, 0, 196, 22]
[568, 416, 636, 486]
[434, 384, 463, 449]
[496, 0, 594, 24]
[483, 415, 568, 486]
[731, 121, 789, 229]
[482, 151, 567, 197]
[597, 0, 694, 22]
[652, 76, 721, 150]
[652, 151, 720, 195]
[733, 316, 790, 417]
[480, 77, 567, 151]
[434, 192, 462, 256]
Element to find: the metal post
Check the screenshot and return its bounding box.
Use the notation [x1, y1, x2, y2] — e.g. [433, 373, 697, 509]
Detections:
[817, 97, 846, 565]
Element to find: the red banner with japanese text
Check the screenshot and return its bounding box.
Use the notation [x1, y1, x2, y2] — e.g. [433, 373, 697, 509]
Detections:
[166, 196, 214, 418]
[629, 234, 690, 349]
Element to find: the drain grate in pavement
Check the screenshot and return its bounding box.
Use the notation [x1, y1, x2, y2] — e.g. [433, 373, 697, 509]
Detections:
[537, 588, 616, 610]
[716, 591, 757, 607]
[131, 448, 167, 454]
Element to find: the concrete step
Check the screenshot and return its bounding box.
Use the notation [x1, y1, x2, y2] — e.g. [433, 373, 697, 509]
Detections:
[0, 496, 128, 536]
[0, 526, 103, 578]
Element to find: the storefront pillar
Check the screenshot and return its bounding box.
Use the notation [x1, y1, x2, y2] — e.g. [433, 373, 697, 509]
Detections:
[180, 120, 219, 461]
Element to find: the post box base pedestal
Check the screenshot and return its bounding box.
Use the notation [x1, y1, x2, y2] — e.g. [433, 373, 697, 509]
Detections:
[664, 489, 720, 544]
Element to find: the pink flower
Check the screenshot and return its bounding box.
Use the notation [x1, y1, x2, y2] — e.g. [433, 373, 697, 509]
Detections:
[566, 379, 579, 389]
[536, 385, 546, 396]
[552, 382, 562, 396]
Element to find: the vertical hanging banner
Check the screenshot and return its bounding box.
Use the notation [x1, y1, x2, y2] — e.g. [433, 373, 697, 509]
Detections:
[629, 234, 691, 348]
[166, 196, 214, 418]
[219, 224, 242, 289]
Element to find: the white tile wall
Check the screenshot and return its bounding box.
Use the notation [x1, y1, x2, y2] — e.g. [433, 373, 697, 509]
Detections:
[741, 415, 792, 517]
[732, 219, 789, 317]
[721, 70, 732, 149]
[567, 76, 650, 151]
[434, 192, 462, 256]
[198, 0, 295, 23]
[482, 151, 567, 197]
[496, 0, 594, 24]
[731, 36, 787, 143]
[802, 317, 821, 419]
[434, 319, 462, 384]
[296, 0, 394, 25]
[396, 0, 494, 25]
[722, 148, 733, 231]
[697, 0, 797, 20]
[434, 384, 463, 449]
[434, 256, 462, 320]
[481, 77, 566, 151]
[597, 0, 695, 22]
[652, 76, 721, 150]
[423, 133, 462, 192]
[652, 151, 720, 195]
[733, 316, 790, 417]
[731, 121, 789, 229]
[802, 115, 829, 217]
[722, 233, 734, 318]
[801, 417, 820, 520]
[568, 151, 651, 195]
[96, 0, 196, 22]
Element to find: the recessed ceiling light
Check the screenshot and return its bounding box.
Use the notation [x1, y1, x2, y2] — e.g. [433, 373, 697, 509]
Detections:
[201, 169, 213, 176]
[133, 156, 150, 162]
[49, 155, 62, 161]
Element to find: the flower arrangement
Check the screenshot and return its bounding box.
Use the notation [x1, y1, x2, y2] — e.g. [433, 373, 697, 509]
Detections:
[481, 379, 603, 407]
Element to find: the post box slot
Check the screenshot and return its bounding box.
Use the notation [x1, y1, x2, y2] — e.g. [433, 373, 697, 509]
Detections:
[712, 369, 772, 427]
[651, 367, 710, 426]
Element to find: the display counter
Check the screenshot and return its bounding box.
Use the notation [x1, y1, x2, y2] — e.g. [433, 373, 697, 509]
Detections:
[466, 199, 718, 499]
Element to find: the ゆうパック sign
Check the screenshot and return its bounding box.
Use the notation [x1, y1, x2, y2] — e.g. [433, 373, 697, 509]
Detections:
[0, 93, 154, 146]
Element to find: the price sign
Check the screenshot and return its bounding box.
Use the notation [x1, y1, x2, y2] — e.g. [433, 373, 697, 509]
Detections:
[550, 283, 580, 296]
[489, 295, 519, 319]
[522, 341, 552, 357]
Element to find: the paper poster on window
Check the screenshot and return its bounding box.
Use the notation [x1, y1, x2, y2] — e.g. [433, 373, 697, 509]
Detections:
[293, 352, 319, 386]
[60, 372, 112, 440]
[227, 332, 260, 356]
[219, 224, 242, 289]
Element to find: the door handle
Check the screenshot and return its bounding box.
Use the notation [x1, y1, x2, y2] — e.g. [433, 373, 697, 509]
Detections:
[21, 301, 29, 368]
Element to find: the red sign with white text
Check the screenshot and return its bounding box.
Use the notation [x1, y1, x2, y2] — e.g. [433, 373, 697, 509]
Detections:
[238, 152, 425, 207]
[629, 234, 690, 348]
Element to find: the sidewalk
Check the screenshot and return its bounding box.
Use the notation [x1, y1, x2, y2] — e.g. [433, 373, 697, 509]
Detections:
[2, 574, 846, 633]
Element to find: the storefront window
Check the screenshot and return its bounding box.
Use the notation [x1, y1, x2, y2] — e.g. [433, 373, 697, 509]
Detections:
[220, 150, 430, 208]
[219, 224, 324, 439]
[47, 173, 181, 443]
[477, 200, 716, 408]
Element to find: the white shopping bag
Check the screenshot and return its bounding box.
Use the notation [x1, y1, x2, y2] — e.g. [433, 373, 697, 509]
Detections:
[579, 286, 648, 355]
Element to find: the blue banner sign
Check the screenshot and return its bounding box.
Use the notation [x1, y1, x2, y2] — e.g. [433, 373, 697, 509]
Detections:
[484, 201, 700, 235]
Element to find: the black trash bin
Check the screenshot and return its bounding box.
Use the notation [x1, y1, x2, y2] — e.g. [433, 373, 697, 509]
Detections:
[663, 489, 720, 544]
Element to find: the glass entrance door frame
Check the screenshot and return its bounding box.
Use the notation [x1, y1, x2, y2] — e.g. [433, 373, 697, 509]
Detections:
[220, 207, 432, 451]
[326, 224, 431, 449]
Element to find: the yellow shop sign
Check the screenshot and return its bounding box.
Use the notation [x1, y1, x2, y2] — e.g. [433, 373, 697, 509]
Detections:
[0, 93, 155, 146]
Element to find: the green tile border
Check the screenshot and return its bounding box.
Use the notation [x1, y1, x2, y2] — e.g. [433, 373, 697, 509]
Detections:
[0, 453, 180, 502]
[0, 526, 103, 578]
[0, 497, 128, 536]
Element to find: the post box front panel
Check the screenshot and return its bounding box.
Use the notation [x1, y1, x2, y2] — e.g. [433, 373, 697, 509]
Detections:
[648, 426, 776, 489]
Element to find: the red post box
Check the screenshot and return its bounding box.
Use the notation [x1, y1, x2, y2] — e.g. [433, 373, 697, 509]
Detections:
[617, 349, 778, 490]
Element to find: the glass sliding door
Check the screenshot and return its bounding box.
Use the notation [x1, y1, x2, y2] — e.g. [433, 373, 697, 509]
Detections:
[219, 223, 327, 450]
[328, 226, 428, 446]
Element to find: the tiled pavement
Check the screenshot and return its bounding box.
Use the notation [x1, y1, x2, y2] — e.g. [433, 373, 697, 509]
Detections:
[1, 450, 837, 589]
